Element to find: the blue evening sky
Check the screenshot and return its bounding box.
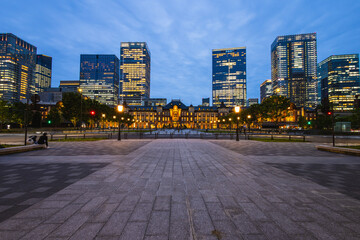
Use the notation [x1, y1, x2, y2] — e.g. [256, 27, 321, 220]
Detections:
[1, 0, 359, 105]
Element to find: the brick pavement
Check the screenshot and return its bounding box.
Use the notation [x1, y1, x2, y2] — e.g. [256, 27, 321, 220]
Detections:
[0, 139, 359, 239]
[15, 140, 151, 156]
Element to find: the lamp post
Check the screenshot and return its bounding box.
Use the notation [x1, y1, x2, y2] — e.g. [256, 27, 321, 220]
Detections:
[327, 110, 335, 147]
[247, 115, 251, 133]
[78, 88, 83, 130]
[235, 106, 240, 141]
[117, 105, 124, 141]
[24, 98, 30, 145]
[112, 116, 116, 129]
[102, 114, 106, 131]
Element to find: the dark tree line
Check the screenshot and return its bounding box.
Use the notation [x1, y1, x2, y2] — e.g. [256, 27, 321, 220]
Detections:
[0, 92, 133, 129]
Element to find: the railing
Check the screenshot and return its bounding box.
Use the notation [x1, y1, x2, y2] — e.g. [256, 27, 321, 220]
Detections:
[3, 129, 359, 146]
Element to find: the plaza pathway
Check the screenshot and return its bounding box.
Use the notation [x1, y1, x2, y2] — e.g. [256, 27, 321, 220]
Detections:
[0, 139, 359, 239]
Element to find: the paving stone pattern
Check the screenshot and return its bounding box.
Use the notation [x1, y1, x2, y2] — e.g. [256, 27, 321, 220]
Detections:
[0, 163, 107, 223]
[15, 140, 151, 156]
[268, 163, 360, 201]
[211, 140, 335, 156]
[0, 139, 359, 239]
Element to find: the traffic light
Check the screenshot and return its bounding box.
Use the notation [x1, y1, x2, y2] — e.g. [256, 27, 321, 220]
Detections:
[90, 110, 95, 116]
[47, 120, 52, 124]
[327, 111, 332, 116]
[307, 121, 311, 125]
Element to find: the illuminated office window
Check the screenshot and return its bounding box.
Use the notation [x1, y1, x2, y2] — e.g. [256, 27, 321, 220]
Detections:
[212, 47, 246, 107]
[120, 42, 151, 106]
[318, 54, 360, 112]
[271, 33, 317, 109]
[0, 33, 37, 102]
[79, 54, 119, 106]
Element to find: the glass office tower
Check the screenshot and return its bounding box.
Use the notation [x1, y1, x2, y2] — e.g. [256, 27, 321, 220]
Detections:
[59, 80, 80, 93]
[318, 54, 360, 111]
[271, 33, 317, 109]
[79, 54, 119, 106]
[212, 47, 246, 107]
[120, 42, 150, 106]
[260, 79, 272, 102]
[0, 33, 37, 102]
[35, 54, 52, 93]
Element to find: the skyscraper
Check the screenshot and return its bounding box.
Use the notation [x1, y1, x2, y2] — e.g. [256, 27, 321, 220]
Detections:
[212, 47, 246, 107]
[318, 54, 360, 111]
[260, 79, 272, 102]
[0, 33, 37, 102]
[79, 54, 119, 106]
[35, 54, 52, 93]
[271, 33, 317, 109]
[120, 42, 150, 106]
[59, 80, 80, 93]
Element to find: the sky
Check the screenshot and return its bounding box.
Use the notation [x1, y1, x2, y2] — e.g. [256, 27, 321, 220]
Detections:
[1, 0, 359, 106]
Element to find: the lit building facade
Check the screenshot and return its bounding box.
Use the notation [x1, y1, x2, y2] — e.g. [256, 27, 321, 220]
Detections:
[127, 99, 229, 129]
[120, 42, 150, 105]
[247, 98, 258, 107]
[271, 33, 317, 109]
[143, 98, 167, 107]
[317, 54, 360, 111]
[202, 97, 210, 106]
[79, 54, 119, 106]
[260, 79, 272, 102]
[0, 33, 37, 102]
[59, 80, 80, 93]
[38, 88, 62, 103]
[35, 54, 52, 93]
[212, 47, 246, 107]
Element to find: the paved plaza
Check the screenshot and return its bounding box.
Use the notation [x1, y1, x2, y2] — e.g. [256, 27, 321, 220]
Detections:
[0, 139, 359, 239]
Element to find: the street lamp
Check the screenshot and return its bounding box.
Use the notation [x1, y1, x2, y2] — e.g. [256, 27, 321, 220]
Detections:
[78, 88, 83, 130]
[102, 114, 106, 131]
[117, 105, 124, 141]
[275, 88, 281, 95]
[247, 115, 251, 133]
[235, 106, 240, 141]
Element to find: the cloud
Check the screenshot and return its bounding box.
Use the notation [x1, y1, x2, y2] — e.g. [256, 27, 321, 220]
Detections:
[1, 0, 360, 105]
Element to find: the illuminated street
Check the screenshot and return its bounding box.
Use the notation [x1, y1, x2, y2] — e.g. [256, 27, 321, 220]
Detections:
[0, 139, 359, 239]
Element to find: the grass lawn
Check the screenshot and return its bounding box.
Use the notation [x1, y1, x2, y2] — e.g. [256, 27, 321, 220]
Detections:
[50, 137, 107, 142]
[249, 137, 306, 142]
[342, 146, 360, 150]
[0, 144, 22, 148]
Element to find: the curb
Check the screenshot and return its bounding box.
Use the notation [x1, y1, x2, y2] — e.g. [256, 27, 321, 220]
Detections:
[316, 145, 360, 156]
[0, 144, 47, 155]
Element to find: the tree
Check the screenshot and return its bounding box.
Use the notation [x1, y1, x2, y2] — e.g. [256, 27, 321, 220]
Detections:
[350, 109, 360, 129]
[31, 111, 42, 128]
[0, 100, 11, 130]
[261, 96, 291, 126]
[61, 92, 82, 126]
[297, 116, 308, 129]
[10, 102, 31, 128]
[118, 112, 134, 128]
[46, 106, 62, 127]
[313, 114, 332, 130]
